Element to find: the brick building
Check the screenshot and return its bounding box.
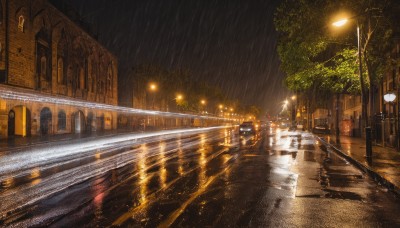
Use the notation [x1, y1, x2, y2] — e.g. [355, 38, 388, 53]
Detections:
[0, 0, 118, 138]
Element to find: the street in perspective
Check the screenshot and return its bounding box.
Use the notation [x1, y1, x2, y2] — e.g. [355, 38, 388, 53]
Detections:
[2, 126, 400, 227]
[1, 0, 400, 227]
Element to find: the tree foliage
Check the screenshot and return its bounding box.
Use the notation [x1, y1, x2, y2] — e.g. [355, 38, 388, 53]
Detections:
[274, 0, 399, 103]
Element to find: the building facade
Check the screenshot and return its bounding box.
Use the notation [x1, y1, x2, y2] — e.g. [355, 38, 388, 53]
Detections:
[0, 0, 118, 138]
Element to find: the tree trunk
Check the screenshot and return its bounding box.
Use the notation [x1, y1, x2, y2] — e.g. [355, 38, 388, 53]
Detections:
[336, 93, 340, 144]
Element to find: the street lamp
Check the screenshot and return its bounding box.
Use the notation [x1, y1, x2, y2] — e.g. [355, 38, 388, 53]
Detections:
[333, 16, 371, 156]
[175, 93, 183, 111]
[218, 104, 224, 116]
[148, 83, 157, 110]
[332, 17, 366, 128]
[384, 92, 397, 146]
[291, 95, 297, 128]
[200, 99, 206, 114]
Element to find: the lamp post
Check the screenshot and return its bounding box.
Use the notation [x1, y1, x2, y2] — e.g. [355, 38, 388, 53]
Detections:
[148, 83, 157, 110]
[175, 94, 183, 111]
[291, 95, 296, 129]
[384, 92, 397, 148]
[218, 104, 223, 117]
[333, 18, 367, 128]
[333, 17, 370, 156]
[200, 99, 206, 114]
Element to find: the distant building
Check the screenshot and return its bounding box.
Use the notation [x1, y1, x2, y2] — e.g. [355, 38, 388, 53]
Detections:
[377, 41, 400, 147]
[341, 95, 362, 137]
[0, 0, 118, 138]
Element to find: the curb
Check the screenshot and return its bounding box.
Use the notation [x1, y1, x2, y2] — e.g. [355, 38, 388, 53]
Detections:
[315, 135, 400, 197]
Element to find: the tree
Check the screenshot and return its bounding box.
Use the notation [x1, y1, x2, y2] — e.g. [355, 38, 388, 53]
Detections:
[275, 0, 399, 131]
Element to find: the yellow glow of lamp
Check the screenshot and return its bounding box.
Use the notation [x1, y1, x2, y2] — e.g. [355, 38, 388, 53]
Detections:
[332, 18, 348, 27]
[150, 83, 157, 91]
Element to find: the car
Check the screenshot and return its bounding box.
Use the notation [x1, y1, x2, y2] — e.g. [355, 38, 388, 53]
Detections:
[239, 121, 256, 135]
[297, 123, 304, 131]
[312, 124, 330, 134]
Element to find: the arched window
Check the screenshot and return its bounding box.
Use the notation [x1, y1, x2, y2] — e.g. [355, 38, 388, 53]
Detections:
[58, 110, 66, 130]
[79, 67, 85, 89]
[57, 58, 63, 84]
[18, 15, 25, 32]
[84, 59, 88, 90]
[40, 56, 47, 78]
[57, 30, 68, 85]
[36, 28, 51, 85]
[91, 63, 97, 93]
[107, 64, 113, 95]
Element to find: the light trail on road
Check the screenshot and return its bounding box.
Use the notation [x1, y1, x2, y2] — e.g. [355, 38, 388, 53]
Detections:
[0, 127, 236, 224]
[0, 126, 230, 179]
[0, 84, 228, 120]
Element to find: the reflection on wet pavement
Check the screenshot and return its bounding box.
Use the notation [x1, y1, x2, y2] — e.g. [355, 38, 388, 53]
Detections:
[1, 127, 400, 227]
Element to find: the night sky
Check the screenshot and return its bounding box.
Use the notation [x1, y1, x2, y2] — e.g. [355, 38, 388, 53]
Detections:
[53, 0, 288, 115]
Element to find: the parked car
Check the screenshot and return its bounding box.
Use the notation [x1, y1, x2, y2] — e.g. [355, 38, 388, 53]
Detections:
[297, 123, 304, 131]
[239, 121, 256, 135]
[312, 124, 330, 134]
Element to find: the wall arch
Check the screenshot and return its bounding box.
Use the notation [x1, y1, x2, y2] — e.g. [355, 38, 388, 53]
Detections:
[72, 110, 85, 133]
[8, 105, 31, 137]
[40, 107, 52, 135]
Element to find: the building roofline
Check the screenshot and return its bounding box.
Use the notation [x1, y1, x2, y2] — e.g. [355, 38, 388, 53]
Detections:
[47, 1, 118, 60]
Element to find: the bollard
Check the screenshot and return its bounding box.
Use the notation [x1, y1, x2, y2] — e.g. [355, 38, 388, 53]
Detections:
[366, 127, 372, 158]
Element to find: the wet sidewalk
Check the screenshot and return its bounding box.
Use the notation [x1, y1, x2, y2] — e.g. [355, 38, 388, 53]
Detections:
[317, 134, 400, 195]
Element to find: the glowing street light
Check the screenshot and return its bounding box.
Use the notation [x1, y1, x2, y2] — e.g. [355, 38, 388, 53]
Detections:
[176, 94, 183, 101]
[290, 95, 297, 128]
[332, 14, 370, 156]
[149, 83, 157, 91]
[148, 83, 157, 110]
[332, 18, 348, 27]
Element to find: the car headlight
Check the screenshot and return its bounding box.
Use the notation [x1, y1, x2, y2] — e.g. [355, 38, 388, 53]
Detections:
[240, 128, 244, 131]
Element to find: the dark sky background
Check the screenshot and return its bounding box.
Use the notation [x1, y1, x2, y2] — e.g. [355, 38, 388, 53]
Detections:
[53, 0, 288, 115]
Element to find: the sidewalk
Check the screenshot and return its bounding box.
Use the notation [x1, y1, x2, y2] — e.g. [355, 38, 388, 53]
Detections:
[316, 134, 400, 196]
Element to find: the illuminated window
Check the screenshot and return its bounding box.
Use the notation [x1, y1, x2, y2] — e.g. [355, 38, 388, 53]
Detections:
[18, 15, 25, 32]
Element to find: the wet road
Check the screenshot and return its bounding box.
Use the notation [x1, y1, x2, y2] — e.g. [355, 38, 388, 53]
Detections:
[1, 127, 400, 227]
